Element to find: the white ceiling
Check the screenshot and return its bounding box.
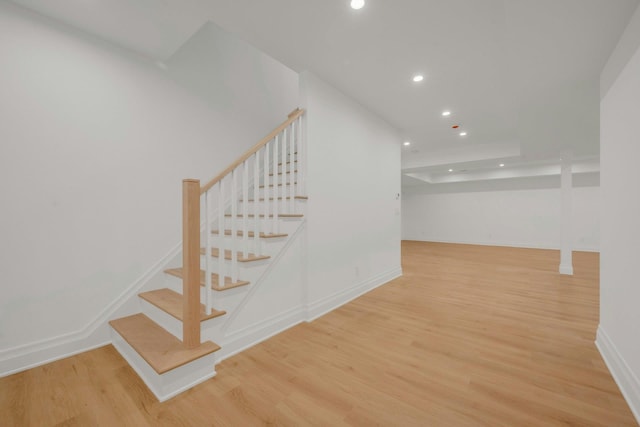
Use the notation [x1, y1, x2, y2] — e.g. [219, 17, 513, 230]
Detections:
[10, 0, 640, 185]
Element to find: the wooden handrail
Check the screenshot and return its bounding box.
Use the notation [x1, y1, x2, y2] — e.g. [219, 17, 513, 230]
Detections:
[200, 108, 305, 194]
[182, 179, 201, 349]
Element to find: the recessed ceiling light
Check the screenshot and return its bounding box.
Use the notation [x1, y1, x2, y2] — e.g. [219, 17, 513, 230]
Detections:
[459, 132, 467, 136]
[499, 163, 505, 167]
[448, 169, 454, 172]
[403, 141, 411, 146]
[442, 111, 451, 117]
[412, 74, 424, 83]
[350, 0, 365, 9]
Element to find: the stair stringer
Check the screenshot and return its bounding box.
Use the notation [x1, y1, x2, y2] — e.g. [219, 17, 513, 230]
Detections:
[154, 218, 307, 355]
[218, 219, 307, 360]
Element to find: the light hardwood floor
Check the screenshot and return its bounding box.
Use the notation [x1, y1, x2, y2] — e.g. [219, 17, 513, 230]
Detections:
[1, 241, 637, 426]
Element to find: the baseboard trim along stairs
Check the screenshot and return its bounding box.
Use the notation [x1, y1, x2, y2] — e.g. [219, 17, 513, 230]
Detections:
[596, 326, 640, 425]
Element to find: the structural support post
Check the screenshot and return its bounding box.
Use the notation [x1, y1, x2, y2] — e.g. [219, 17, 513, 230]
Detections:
[559, 152, 574, 275]
[182, 179, 201, 348]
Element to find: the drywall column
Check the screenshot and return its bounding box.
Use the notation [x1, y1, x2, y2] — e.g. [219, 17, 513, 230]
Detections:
[559, 151, 574, 275]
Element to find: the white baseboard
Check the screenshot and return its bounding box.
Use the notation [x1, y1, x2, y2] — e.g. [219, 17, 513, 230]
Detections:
[0, 334, 111, 378]
[219, 266, 403, 363]
[306, 267, 403, 321]
[0, 242, 182, 378]
[403, 238, 600, 253]
[220, 306, 307, 362]
[596, 325, 640, 425]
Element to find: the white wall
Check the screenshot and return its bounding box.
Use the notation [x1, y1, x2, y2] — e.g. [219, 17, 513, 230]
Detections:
[0, 1, 298, 372]
[165, 21, 299, 137]
[598, 4, 640, 421]
[402, 186, 600, 251]
[300, 72, 403, 317]
[601, 3, 640, 99]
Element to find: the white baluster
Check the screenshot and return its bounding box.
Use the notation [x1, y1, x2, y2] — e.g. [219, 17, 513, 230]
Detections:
[281, 128, 287, 215]
[231, 169, 238, 282]
[217, 180, 225, 288]
[253, 151, 261, 253]
[290, 122, 295, 212]
[300, 115, 306, 196]
[276, 128, 288, 219]
[242, 160, 249, 259]
[205, 191, 212, 314]
[264, 140, 270, 234]
[273, 134, 279, 233]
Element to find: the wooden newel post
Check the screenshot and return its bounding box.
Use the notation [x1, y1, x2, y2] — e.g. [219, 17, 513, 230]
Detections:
[182, 179, 201, 349]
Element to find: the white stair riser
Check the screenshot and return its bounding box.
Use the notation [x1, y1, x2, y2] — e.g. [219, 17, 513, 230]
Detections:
[263, 173, 297, 185]
[164, 274, 250, 312]
[201, 240, 272, 257]
[205, 190, 302, 213]
[139, 299, 183, 341]
[276, 163, 297, 174]
[110, 327, 218, 402]
[139, 299, 226, 342]
[255, 186, 299, 199]
[198, 256, 269, 284]
[208, 235, 287, 255]
[200, 222, 301, 243]
[223, 217, 303, 233]
[236, 199, 306, 215]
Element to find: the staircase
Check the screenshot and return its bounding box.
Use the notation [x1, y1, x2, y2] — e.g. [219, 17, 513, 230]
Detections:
[108, 108, 307, 401]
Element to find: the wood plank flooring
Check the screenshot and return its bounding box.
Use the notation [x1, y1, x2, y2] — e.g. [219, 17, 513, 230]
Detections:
[1, 241, 636, 426]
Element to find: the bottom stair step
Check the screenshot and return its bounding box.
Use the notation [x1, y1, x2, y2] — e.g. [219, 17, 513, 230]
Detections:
[109, 313, 220, 375]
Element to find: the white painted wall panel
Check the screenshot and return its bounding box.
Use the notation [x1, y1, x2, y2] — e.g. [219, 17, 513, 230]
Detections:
[300, 72, 402, 306]
[599, 12, 640, 420]
[402, 187, 599, 251]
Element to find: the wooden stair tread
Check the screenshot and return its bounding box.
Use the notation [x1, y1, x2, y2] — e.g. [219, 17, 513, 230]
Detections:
[212, 230, 288, 239]
[225, 213, 304, 218]
[200, 248, 270, 262]
[259, 182, 297, 188]
[164, 268, 250, 291]
[138, 288, 226, 322]
[269, 170, 298, 176]
[240, 196, 308, 202]
[109, 313, 220, 374]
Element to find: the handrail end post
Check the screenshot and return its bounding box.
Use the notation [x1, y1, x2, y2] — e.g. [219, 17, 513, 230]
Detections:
[182, 179, 201, 349]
